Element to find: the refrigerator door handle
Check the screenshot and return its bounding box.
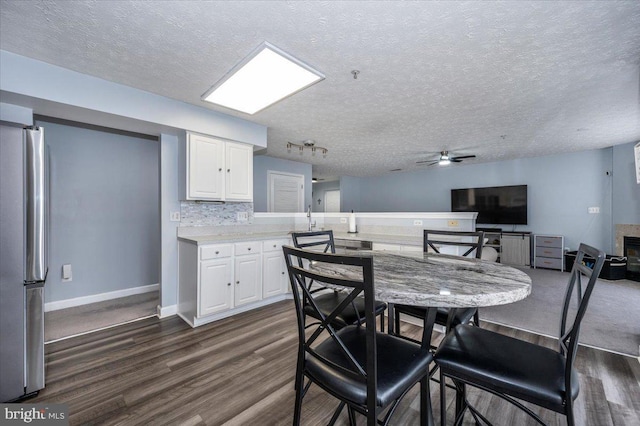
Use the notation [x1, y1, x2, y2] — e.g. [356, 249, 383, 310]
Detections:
[24, 127, 47, 283]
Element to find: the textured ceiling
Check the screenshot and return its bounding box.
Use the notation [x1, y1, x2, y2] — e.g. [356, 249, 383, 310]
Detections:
[1, 1, 639, 179]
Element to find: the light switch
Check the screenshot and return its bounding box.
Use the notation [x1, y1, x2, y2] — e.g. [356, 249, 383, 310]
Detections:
[62, 264, 72, 281]
[448, 220, 459, 227]
[170, 211, 181, 222]
[413, 220, 423, 226]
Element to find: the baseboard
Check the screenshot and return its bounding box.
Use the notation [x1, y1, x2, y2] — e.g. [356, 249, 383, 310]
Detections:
[45, 283, 159, 312]
[157, 304, 178, 318]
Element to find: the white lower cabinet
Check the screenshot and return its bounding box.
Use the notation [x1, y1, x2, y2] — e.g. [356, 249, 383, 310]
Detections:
[178, 237, 290, 328]
[262, 239, 289, 298]
[234, 252, 262, 306]
[199, 258, 233, 316]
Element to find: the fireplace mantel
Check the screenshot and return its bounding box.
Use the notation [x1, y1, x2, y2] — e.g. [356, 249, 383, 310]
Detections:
[615, 224, 640, 256]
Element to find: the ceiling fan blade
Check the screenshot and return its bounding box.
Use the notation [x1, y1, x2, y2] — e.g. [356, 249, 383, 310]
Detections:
[451, 155, 476, 160]
[451, 158, 463, 162]
[417, 160, 439, 166]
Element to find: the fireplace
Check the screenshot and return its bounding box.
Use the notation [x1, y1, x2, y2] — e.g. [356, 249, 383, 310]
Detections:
[624, 236, 640, 282]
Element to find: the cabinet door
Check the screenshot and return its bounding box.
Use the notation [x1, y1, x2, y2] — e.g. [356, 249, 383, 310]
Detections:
[199, 258, 233, 316]
[225, 142, 253, 201]
[263, 251, 287, 298]
[234, 254, 262, 306]
[188, 134, 224, 200]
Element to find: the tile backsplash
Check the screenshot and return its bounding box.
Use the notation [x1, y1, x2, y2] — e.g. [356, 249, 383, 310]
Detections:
[180, 201, 253, 226]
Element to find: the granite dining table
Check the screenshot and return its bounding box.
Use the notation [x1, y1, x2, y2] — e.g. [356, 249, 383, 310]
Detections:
[312, 250, 532, 344]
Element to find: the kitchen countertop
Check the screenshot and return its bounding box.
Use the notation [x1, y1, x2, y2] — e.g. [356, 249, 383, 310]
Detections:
[178, 230, 424, 246]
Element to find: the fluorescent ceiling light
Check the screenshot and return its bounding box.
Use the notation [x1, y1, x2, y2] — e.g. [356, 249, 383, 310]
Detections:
[202, 42, 325, 114]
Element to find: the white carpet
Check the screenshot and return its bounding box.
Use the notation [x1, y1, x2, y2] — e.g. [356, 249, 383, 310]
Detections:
[480, 267, 640, 356]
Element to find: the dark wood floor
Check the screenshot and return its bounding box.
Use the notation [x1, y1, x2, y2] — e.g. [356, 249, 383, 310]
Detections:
[30, 301, 640, 425]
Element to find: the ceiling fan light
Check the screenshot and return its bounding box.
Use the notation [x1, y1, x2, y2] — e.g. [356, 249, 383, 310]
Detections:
[439, 159, 451, 166]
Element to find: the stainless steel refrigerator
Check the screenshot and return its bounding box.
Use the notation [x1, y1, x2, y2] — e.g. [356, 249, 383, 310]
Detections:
[1, 125, 48, 402]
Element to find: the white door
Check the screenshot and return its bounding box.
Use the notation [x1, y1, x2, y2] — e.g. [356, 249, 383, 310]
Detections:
[324, 190, 341, 212]
[268, 171, 304, 212]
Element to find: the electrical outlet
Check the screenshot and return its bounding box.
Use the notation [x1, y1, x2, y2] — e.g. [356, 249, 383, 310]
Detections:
[587, 207, 600, 214]
[448, 220, 459, 227]
[237, 211, 249, 221]
[340, 217, 348, 224]
[413, 220, 423, 226]
[62, 264, 72, 282]
[170, 211, 181, 222]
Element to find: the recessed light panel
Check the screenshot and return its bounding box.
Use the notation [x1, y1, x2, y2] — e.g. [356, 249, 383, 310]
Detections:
[202, 42, 324, 114]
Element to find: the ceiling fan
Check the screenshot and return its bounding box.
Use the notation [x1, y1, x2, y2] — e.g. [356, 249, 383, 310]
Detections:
[416, 150, 476, 166]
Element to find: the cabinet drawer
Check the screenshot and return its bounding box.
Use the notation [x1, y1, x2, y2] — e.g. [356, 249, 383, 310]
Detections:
[536, 247, 562, 258]
[535, 256, 563, 270]
[235, 241, 262, 255]
[263, 239, 289, 253]
[200, 244, 233, 260]
[535, 236, 563, 249]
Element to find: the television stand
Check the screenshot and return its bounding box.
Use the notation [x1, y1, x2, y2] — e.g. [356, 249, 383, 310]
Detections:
[477, 228, 531, 266]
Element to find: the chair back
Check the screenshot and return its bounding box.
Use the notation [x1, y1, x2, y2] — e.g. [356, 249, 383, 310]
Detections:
[291, 230, 336, 253]
[559, 243, 605, 368]
[423, 229, 484, 258]
[283, 245, 377, 402]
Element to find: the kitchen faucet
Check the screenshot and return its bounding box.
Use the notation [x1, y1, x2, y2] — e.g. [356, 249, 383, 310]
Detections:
[307, 205, 315, 231]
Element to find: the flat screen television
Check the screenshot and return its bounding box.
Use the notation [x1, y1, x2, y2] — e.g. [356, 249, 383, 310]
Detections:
[451, 185, 528, 225]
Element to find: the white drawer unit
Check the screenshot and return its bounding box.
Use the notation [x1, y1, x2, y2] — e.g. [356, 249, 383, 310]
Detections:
[200, 244, 233, 260]
[234, 241, 262, 255]
[178, 237, 290, 328]
[534, 235, 565, 271]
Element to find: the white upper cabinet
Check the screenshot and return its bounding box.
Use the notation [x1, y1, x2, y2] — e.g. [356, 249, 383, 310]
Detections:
[225, 141, 253, 201]
[181, 132, 253, 201]
[188, 133, 225, 200]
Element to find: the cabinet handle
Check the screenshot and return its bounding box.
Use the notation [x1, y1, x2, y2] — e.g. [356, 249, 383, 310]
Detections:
[219, 168, 222, 172]
[227, 282, 231, 286]
[248, 247, 251, 251]
[273, 244, 277, 248]
[236, 280, 240, 284]
[227, 169, 230, 172]
[282, 271, 285, 275]
[215, 251, 219, 255]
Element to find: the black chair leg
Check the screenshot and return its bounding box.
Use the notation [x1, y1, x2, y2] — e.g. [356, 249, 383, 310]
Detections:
[293, 374, 304, 425]
[473, 310, 480, 327]
[347, 405, 357, 426]
[566, 398, 575, 426]
[380, 311, 385, 332]
[454, 381, 466, 423]
[420, 375, 434, 426]
[439, 370, 447, 426]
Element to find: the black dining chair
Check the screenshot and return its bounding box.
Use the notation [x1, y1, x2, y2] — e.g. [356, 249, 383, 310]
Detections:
[291, 230, 387, 331]
[283, 245, 434, 426]
[434, 243, 605, 426]
[392, 230, 485, 345]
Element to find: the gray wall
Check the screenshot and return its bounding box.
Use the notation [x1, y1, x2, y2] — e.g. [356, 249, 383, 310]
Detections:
[159, 133, 180, 311]
[312, 180, 341, 212]
[38, 119, 160, 303]
[341, 148, 617, 253]
[253, 155, 312, 212]
[612, 141, 640, 226]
